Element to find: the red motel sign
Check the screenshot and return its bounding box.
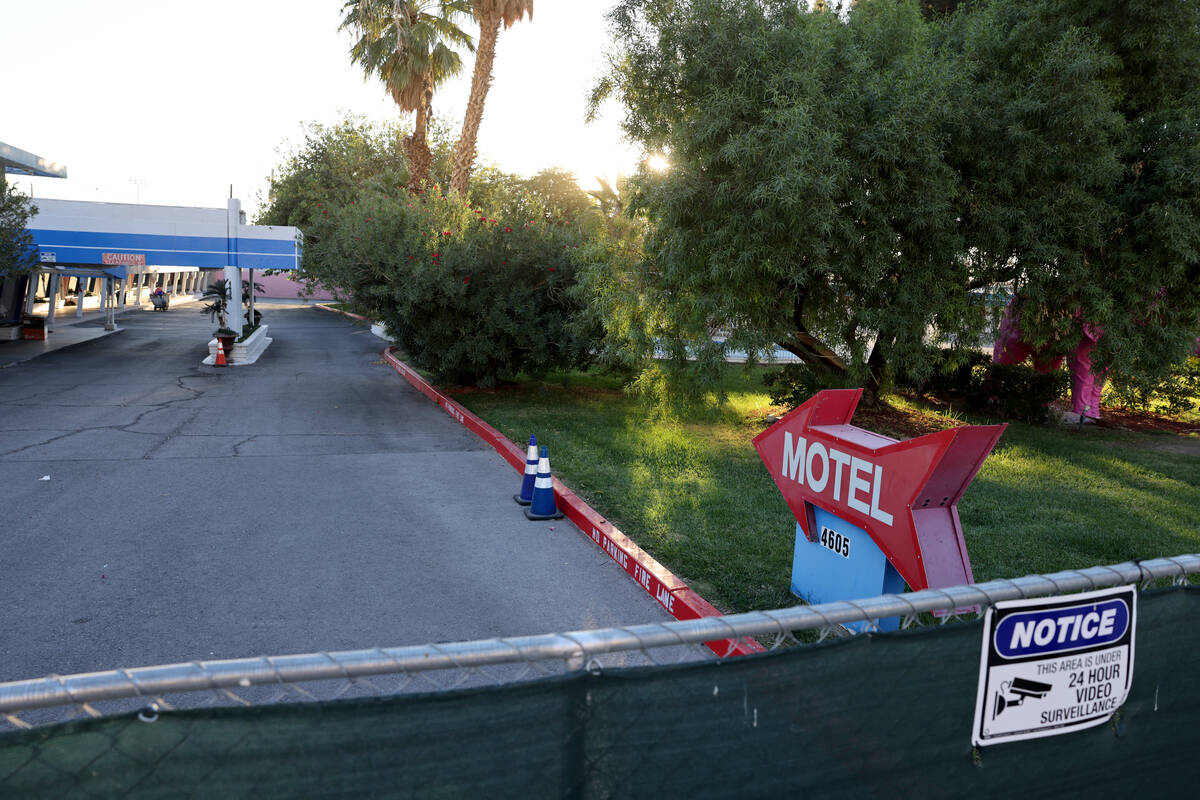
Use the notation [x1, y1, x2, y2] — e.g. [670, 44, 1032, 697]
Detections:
[753, 390, 1005, 593]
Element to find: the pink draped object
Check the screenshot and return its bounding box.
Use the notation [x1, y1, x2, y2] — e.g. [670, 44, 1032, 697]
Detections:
[992, 300, 1104, 419]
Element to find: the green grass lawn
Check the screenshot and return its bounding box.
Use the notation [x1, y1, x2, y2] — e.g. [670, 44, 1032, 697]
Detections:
[447, 369, 1200, 614]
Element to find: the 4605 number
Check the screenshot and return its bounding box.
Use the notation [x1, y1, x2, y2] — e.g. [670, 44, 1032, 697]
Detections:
[819, 527, 850, 558]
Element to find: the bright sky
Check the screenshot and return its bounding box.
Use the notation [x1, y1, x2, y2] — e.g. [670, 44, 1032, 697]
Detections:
[2, 0, 639, 216]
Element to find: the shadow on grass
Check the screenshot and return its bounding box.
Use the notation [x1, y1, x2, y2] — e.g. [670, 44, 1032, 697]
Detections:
[454, 380, 1198, 614]
[963, 428, 1199, 581]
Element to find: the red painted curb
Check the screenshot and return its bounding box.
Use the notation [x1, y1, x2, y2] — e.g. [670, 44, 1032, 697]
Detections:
[378, 348, 763, 658]
[314, 304, 761, 657]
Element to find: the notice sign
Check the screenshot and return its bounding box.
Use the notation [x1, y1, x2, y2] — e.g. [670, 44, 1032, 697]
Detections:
[972, 586, 1136, 747]
[101, 252, 146, 266]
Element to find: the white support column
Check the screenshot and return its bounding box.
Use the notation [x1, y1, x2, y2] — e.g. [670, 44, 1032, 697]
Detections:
[248, 268, 256, 327]
[46, 275, 59, 330]
[226, 199, 244, 333]
[22, 273, 38, 316]
[118, 277, 127, 310]
[103, 277, 116, 331]
[135, 273, 143, 306]
[75, 278, 84, 318]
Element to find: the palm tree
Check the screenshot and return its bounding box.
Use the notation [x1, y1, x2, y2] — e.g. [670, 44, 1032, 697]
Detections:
[342, 0, 474, 191]
[449, 0, 533, 196]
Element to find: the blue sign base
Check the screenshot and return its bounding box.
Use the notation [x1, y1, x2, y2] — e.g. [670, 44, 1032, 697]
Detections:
[791, 506, 906, 633]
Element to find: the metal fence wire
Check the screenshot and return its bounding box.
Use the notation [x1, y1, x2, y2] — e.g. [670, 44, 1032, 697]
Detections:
[0, 556, 1195, 800]
[1, 554, 1195, 737]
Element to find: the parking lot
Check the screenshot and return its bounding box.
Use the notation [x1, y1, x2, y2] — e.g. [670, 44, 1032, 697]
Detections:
[0, 301, 675, 681]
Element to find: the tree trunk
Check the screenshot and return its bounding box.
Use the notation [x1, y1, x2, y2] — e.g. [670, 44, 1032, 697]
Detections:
[861, 335, 887, 407]
[778, 291, 847, 376]
[405, 74, 434, 192]
[450, 11, 501, 196]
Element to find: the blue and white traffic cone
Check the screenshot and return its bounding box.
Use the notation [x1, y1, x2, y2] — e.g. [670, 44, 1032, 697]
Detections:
[513, 435, 538, 505]
[524, 445, 564, 521]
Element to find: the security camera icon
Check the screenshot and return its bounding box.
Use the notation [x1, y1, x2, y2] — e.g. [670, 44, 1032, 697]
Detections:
[993, 677, 1053, 718]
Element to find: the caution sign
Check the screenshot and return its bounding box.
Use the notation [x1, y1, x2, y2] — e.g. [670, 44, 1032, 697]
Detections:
[101, 252, 146, 266]
[972, 585, 1136, 747]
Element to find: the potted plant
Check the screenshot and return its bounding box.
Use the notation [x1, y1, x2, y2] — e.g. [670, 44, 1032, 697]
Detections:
[200, 279, 238, 363]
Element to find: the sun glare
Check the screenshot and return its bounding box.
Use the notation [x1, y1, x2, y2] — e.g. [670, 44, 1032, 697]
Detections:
[647, 154, 670, 173]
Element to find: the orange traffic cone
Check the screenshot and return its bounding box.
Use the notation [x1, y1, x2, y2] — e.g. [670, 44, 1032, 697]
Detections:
[214, 338, 227, 367]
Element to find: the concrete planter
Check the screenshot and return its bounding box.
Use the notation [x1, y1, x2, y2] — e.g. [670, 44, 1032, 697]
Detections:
[370, 321, 395, 342]
[205, 324, 272, 366]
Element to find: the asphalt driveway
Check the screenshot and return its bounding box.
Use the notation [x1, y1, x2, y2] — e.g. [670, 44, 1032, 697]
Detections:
[0, 301, 675, 681]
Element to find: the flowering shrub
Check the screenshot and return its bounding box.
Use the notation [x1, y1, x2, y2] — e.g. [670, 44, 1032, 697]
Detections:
[303, 188, 595, 387]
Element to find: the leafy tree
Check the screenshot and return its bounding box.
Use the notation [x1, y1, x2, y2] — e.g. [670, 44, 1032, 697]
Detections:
[454, 166, 604, 231]
[341, 0, 474, 191]
[588, 176, 623, 221]
[520, 168, 602, 230]
[450, 0, 534, 195]
[942, 0, 1200, 386]
[258, 116, 410, 228]
[256, 116, 461, 253]
[593, 0, 1200, 404]
[258, 115, 602, 385]
[592, 0, 972, 401]
[302, 187, 595, 386]
[257, 116, 460, 297]
[0, 176, 37, 277]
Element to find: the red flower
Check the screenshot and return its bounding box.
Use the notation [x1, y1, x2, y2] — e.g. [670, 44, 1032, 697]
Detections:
[504, 227, 512, 233]
[322, 210, 328, 215]
[443, 231, 451, 236]
[433, 253, 440, 258]
[463, 276, 470, 283]
[409, 255, 414, 260]
[548, 267, 556, 272]
[317, 203, 322, 207]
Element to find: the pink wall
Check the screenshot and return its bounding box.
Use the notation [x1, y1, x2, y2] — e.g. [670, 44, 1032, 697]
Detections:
[242, 270, 336, 301]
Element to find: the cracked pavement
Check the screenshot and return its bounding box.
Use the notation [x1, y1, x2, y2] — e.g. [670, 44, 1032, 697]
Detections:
[0, 301, 673, 681]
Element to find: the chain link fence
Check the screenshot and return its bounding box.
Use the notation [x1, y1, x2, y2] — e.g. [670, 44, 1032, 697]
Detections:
[1, 554, 1196, 796]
